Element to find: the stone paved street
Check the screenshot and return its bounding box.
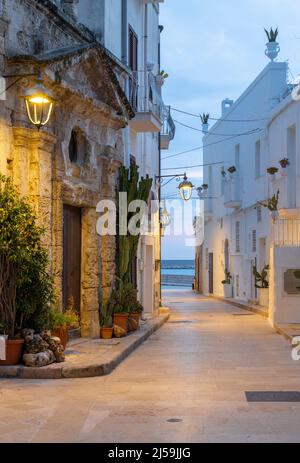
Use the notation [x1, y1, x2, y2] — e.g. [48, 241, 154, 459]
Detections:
[0, 290, 300, 443]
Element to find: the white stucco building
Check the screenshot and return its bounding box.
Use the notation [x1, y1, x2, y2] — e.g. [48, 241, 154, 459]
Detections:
[198, 43, 300, 326]
[77, 0, 175, 314]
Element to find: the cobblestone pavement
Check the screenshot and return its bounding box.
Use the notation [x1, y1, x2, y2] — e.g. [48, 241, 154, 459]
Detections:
[0, 290, 299, 443]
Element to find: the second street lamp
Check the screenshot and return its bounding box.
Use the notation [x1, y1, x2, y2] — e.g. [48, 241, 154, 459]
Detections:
[178, 173, 194, 202]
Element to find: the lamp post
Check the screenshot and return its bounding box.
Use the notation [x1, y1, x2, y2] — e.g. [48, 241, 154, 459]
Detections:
[22, 76, 55, 130]
[178, 173, 194, 202]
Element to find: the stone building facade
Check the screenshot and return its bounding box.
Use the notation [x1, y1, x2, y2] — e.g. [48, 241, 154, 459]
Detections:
[0, 0, 134, 336]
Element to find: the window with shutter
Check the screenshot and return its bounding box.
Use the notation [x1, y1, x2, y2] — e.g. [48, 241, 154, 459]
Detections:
[235, 221, 240, 253]
[128, 26, 138, 110]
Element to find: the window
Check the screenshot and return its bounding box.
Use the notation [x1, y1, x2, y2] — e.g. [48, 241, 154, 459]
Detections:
[220, 218, 223, 229]
[128, 26, 138, 110]
[257, 205, 262, 223]
[252, 230, 257, 253]
[68, 128, 90, 165]
[235, 221, 240, 253]
[255, 140, 261, 178]
[235, 144, 240, 172]
[236, 275, 240, 297]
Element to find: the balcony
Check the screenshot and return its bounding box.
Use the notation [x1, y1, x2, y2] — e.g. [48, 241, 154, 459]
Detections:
[273, 219, 300, 247]
[224, 176, 242, 209]
[160, 106, 176, 149]
[128, 71, 164, 133]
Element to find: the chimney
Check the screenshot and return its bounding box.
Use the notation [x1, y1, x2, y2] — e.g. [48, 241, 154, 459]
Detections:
[61, 0, 79, 21]
[222, 98, 234, 116]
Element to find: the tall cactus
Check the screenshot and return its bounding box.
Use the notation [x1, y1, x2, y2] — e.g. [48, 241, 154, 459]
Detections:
[118, 161, 153, 283]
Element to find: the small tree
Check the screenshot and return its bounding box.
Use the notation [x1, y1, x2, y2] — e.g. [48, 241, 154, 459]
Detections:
[0, 175, 55, 338]
[253, 265, 270, 289]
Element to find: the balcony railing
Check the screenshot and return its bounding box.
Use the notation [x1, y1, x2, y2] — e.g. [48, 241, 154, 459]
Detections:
[128, 71, 165, 132]
[273, 219, 300, 247]
[160, 105, 176, 149]
[224, 176, 242, 209]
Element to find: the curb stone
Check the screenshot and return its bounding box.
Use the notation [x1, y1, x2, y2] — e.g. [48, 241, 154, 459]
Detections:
[0, 312, 170, 380]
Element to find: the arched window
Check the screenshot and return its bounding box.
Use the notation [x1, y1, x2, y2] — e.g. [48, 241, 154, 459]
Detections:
[224, 239, 230, 271]
[68, 128, 90, 165]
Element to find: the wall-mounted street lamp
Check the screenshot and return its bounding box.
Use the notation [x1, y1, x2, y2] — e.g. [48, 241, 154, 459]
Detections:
[156, 172, 195, 202]
[3, 71, 55, 130]
[22, 75, 55, 130]
[178, 173, 194, 202]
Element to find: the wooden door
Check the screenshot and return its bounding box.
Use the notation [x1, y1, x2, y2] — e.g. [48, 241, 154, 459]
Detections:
[63, 205, 82, 314]
[208, 253, 214, 294]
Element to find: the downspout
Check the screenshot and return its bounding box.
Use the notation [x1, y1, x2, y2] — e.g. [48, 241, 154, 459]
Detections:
[122, 0, 130, 167]
[141, 2, 148, 176]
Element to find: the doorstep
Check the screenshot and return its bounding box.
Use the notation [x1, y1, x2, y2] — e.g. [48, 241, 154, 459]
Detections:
[0, 310, 170, 380]
[210, 295, 269, 318]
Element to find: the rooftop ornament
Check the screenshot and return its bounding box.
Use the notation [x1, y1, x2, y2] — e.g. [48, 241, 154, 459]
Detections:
[264, 27, 280, 61]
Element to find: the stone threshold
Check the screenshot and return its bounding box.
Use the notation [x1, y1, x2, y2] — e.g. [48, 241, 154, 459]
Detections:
[210, 295, 269, 318]
[0, 311, 170, 380]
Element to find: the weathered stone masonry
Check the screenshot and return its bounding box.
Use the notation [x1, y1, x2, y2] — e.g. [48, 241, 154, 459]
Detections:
[0, 0, 133, 337]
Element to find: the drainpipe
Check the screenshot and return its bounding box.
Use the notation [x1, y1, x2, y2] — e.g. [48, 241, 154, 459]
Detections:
[141, 3, 148, 176]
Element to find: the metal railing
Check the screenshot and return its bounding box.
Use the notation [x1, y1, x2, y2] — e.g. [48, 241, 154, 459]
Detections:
[128, 71, 165, 121]
[161, 105, 176, 140]
[273, 219, 300, 247]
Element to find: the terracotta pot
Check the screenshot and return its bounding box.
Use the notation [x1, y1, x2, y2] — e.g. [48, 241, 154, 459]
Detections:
[0, 339, 24, 366]
[129, 313, 141, 330]
[52, 326, 69, 350]
[113, 314, 129, 334]
[100, 327, 113, 339]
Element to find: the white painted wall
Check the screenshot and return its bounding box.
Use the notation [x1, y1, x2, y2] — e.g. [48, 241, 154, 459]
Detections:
[203, 58, 300, 320]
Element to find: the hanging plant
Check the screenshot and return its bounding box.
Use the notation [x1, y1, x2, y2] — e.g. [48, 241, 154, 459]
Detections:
[228, 166, 236, 174]
[221, 269, 232, 285]
[267, 167, 278, 176]
[202, 184, 209, 190]
[279, 158, 290, 168]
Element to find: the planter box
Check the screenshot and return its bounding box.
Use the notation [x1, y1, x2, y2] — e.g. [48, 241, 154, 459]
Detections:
[223, 284, 232, 299]
[259, 288, 269, 308]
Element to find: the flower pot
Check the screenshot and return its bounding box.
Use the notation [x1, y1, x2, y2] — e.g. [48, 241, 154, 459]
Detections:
[113, 314, 129, 334]
[223, 283, 232, 299]
[0, 339, 24, 366]
[258, 288, 269, 308]
[265, 42, 280, 61]
[100, 327, 113, 340]
[51, 326, 69, 350]
[128, 313, 141, 332]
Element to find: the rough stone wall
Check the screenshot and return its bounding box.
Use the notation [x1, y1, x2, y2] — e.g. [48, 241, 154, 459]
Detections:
[0, 0, 128, 337]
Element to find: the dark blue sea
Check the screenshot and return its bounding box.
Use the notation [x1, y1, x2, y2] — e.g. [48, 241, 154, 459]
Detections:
[161, 260, 195, 289]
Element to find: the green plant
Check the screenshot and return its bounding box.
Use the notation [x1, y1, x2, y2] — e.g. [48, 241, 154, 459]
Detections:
[294, 271, 300, 280]
[200, 113, 210, 125]
[106, 278, 142, 316]
[0, 175, 55, 338]
[264, 27, 279, 43]
[118, 161, 152, 283]
[222, 269, 232, 285]
[49, 309, 79, 330]
[279, 158, 290, 168]
[258, 190, 280, 212]
[100, 301, 113, 328]
[267, 167, 279, 175]
[253, 265, 270, 289]
[159, 70, 169, 79]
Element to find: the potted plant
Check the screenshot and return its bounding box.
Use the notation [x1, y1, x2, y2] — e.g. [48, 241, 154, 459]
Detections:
[264, 27, 280, 61]
[228, 166, 237, 174]
[279, 158, 290, 176]
[267, 167, 279, 180]
[128, 301, 144, 332]
[100, 301, 113, 340]
[0, 175, 54, 365]
[253, 265, 270, 307]
[200, 114, 210, 133]
[258, 189, 280, 220]
[221, 269, 232, 299]
[156, 70, 169, 87]
[50, 309, 79, 349]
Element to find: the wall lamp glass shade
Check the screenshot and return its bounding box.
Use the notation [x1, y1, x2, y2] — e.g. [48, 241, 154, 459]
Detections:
[160, 202, 171, 227]
[178, 175, 194, 202]
[22, 83, 55, 129]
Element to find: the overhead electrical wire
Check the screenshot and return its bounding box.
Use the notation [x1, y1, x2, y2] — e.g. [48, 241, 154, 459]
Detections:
[161, 161, 225, 172]
[171, 107, 269, 122]
[173, 118, 263, 137]
[161, 128, 263, 161]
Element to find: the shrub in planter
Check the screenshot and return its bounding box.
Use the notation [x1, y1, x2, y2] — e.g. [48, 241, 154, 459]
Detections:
[221, 269, 232, 299]
[49, 309, 79, 349]
[0, 175, 55, 364]
[253, 265, 270, 307]
[100, 301, 113, 340]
